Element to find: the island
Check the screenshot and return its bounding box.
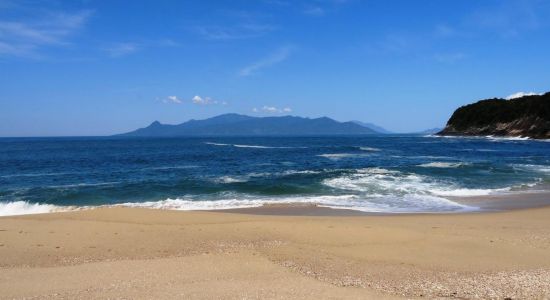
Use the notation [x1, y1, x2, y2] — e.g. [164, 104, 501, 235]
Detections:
[118, 113, 377, 136]
[438, 92, 550, 139]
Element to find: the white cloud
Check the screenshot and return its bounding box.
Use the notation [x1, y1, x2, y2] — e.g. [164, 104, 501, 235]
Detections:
[102, 39, 180, 58]
[253, 106, 292, 113]
[239, 46, 293, 76]
[0, 9, 93, 58]
[505, 92, 540, 100]
[161, 95, 226, 106]
[192, 95, 212, 105]
[164, 96, 182, 104]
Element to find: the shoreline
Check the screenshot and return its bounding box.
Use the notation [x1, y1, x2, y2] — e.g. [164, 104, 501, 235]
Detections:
[220, 190, 550, 216]
[1, 206, 550, 298]
[3, 189, 550, 218]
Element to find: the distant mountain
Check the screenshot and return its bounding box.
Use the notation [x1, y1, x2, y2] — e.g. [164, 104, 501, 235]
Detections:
[351, 121, 391, 134]
[438, 92, 550, 139]
[119, 113, 378, 137]
[414, 128, 442, 135]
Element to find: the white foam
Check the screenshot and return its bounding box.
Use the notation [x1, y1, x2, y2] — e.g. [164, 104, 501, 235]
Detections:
[205, 142, 300, 149]
[486, 135, 530, 141]
[418, 162, 470, 168]
[215, 176, 249, 183]
[0, 201, 62, 217]
[317, 153, 370, 160]
[512, 164, 550, 173]
[281, 170, 322, 176]
[323, 167, 509, 197]
[116, 193, 475, 213]
[359, 147, 381, 152]
[0, 172, 73, 179]
[46, 182, 120, 189]
[429, 187, 509, 197]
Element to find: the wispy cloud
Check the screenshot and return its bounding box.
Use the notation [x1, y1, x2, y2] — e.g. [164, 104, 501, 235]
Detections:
[239, 46, 293, 76]
[161, 95, 227, 106]
[0, 9, 93, 58]
[194, 23, 276, 40]
[102, 42, 139, 57]
[102, 39, 180, 58]
[252, 106, 292, 113]
[466, 0, 541, 38]
[505, 91, 540, 100]
[163, 96, 183, 104]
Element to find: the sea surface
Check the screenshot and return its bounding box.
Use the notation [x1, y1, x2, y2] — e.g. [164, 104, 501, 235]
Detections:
[1, 135, 549, 216]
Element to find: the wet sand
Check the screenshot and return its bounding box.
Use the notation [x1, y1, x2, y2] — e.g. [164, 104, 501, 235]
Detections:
[1, 203, 550, 299]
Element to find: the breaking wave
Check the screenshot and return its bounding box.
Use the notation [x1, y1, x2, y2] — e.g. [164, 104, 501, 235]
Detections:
[418, 162, 470, 168]
[0, 201, 64, 217]
[317, 153, 371, 160]
[205, 142, 302, 149]
[116, 193, 474, 213]
[322, 167, 510, 197]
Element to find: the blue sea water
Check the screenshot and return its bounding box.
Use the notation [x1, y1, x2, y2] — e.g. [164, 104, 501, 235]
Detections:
[1, 135, 549, 216]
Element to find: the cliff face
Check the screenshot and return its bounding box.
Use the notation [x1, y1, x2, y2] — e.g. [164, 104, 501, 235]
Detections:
[438, 92, 550, 139]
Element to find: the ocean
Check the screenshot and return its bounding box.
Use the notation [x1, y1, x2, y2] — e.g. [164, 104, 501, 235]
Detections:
[1, 135, 549, 216]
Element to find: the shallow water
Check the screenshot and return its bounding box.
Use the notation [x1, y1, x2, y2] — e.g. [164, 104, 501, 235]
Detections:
[1, 135, 549, 215]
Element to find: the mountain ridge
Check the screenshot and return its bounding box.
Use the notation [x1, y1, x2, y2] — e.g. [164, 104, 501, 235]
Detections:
[118, 113, 378, 137]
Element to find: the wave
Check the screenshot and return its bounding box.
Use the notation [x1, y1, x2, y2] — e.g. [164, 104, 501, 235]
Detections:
[0, 172, 74, 179]
[323, 167, 511, 197]
[46, 181, 120, 189]
[317, 153, 371, 160]
[145, 165, 200, 171]
[0, 201, 63, 217]
[418, 162, 470, 168]
[205, 142, 302, 149]
[212, 170, 323, 183]
[486, 135, 530, 141]
[214, 175, 250, 184]
[116, 193, 475, 213]
[359, 147, 381, 152]
[511, 164, 550, 174]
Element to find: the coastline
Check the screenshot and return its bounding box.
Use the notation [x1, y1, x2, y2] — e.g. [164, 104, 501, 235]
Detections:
[2, 202, 550, 299]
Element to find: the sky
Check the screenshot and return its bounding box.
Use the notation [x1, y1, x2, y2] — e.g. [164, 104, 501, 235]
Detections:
[1, 0, 549, 136]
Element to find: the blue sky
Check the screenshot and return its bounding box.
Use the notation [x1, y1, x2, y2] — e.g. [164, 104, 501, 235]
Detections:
[1, 0, 549, 136]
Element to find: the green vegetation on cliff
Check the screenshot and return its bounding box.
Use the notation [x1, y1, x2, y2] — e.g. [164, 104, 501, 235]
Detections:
[438, 92, 550, 139]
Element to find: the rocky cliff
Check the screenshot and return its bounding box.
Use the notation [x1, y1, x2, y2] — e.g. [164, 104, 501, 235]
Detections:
[438, 92, 550, 139]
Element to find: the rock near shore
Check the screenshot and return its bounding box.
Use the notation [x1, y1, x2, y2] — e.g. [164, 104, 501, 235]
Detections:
[438, 92, 550, 139]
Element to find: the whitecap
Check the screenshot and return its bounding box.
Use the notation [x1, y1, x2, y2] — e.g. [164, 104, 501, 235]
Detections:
[359, 147, 381, 152]
[323, 167, 512, 198]
[511, 164, 550, 173]
[46, 182, 120, 189]
[486, 135, 530, 141]
[418, 162, 470, 168]
[116, 193, 475, 213]
[205, 142, 301, 149]
[0, 201, 63, 217]
[214, 176, 249, 184]
[317, 153, 370, 160]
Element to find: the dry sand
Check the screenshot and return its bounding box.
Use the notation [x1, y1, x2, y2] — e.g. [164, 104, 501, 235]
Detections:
[1, 206, 550, 299]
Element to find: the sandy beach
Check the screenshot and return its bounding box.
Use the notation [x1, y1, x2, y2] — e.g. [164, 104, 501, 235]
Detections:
[1, 205, 550, 299]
